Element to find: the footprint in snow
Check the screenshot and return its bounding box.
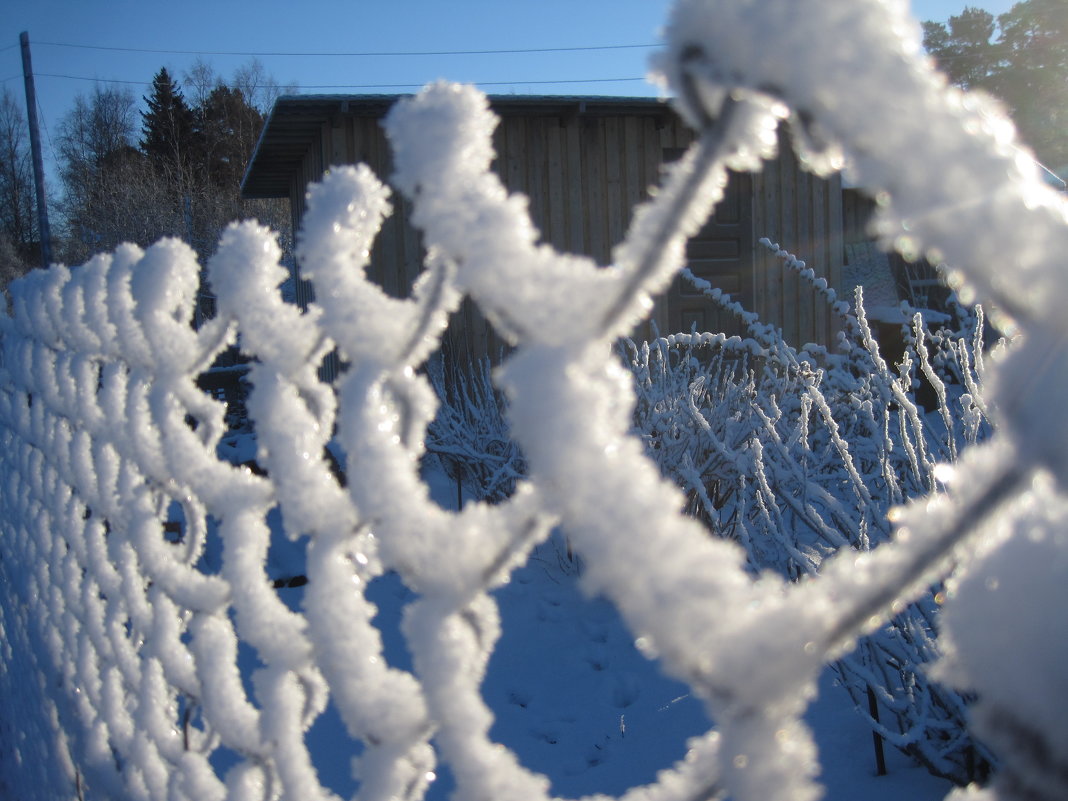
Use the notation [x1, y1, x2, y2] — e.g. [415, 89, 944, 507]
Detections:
[507, 690, 531, 709]
[530, 727, 560, 745]
[609, 673, 641, 709]
[585, 737, 611, 768]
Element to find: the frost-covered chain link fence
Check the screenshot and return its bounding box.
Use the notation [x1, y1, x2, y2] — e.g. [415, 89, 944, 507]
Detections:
[1, 1, 1067, 801]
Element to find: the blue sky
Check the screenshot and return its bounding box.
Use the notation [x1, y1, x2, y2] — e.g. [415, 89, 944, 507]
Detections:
[1, 0, 1018, 181]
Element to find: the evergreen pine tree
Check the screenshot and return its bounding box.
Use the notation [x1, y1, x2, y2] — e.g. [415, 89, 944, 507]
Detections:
[141, 67, 198, 196]
[924, 0, 1068, 169]
[921, 7, 1001, 91]
[994, 0, 1068, 170]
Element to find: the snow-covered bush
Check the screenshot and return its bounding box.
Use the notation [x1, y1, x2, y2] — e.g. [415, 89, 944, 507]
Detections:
[626, 244, 996, 782]
[424, 353, 524, 507]
[1, 2, 1066, 801]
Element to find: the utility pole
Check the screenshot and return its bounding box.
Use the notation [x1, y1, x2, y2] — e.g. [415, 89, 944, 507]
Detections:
[20, 31, 53, 268]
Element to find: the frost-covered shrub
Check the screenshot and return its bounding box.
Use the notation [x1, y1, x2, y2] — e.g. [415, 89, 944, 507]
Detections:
[424, 352, 524, 506]
[626, 244, 997, 783]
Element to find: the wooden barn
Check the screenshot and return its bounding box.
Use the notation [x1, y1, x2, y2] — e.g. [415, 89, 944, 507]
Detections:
[241, 94, 853, 355]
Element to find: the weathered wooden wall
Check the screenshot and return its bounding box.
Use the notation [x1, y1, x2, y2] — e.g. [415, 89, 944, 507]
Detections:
[842, 188, 878, 246]
[751, 134, 845, 349]
[281, 99, 846, 355]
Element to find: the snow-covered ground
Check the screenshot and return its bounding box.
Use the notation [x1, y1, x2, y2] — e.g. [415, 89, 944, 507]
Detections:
[265, 464, 953, 801]
[480, 535, 952, 801]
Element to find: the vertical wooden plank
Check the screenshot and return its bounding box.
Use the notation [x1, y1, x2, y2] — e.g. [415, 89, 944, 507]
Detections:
[751, 168, 767, 316]
[842, 189, 856, 243]
[363, 117, 382, 292]
[641, 117, 662, 202]
[564, 117, 584, 255]
[622, 116, 649, 340]
[322, 120, 339, 168]
[584, 118, 608, 264]
[489, 117, 504, 191]
[490, 120, 505, 185]
[622, 116, 643, 221]
[374, 113, 404, 298]
[332, 117, 346, 165]
[810, 176, 828, 277]
[657, 121, 675, 159]
[779, 142, 799, 345]
[504, 116, 527, 194]
[825, 171, 845, 347]
[811, 174, 830, 347]
[644, 118, 671, 340]
[740, 170, 756, 319]
[526, 117, 549, 243]
[294, 137, 326, 309]
[843, 187, 874, 245]
[604, 116, 624, 254]
[319, 120, 329, 171]
[398, 174, 424, 299]
[651, 114, 687, 341]
[289, 172, 305, 303]
[351, 115, 366, 170]
[391, 113, 424, 298]
[345, 116, 356, 165]
[761, 146, 783, 334]
[315, 123, 327, 179]
[796, 166, 815, 345]
[371, 117, 400, 297]
[372, 114, 411, 296]
[546, 119, 567, 252]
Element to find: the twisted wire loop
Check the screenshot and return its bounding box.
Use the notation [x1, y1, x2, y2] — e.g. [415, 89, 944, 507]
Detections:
[1, 3, 1066, 800]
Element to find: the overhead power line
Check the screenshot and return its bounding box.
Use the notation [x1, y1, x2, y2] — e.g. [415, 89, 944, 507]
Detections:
[34, 72, 650, 90]
[36, 40, 662, 58]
